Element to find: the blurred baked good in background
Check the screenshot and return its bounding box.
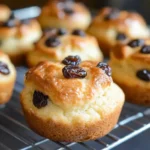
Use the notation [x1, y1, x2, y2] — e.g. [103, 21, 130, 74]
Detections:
[38, 0, 91, 30]
[87, 7, 150, 56]
[27, 28, 103, 67]
[0, 7, 42, 65]
[109, 38, 150, 106]
[0, 51, 16, 104]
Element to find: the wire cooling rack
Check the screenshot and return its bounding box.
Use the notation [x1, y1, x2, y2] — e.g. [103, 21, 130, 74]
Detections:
[0, 67, 149, 150]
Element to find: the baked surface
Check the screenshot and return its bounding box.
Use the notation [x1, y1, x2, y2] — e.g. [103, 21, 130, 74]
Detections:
[0, 4, 11, 22]
[0, 51, 16, 104]
[38, 0, 91, 30]
[27, 28, 103, 67]
[0, 17, 42, 65]
[87, 7, 150, 55]
[21, 61, 124, 141]
[109, 39, 150, 105]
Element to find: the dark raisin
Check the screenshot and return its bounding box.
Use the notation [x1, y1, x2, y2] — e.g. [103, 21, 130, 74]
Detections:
[97, 62, 111, 76]
[140, 45, 150, 54]
[45, 37, 61, 47]
[33, 91, 49, 108]
[21, 19, 30, 25]
[57, 28, 67, 35]
[0, 61, 10, 75]
[72, 29, 85, 37]
[1, 19, 16, 27]
[116, 33, 126, 41]
[136, 69, 150, 81]
[128, 39, 144, 48]
[62, 55, 81, 65]
[62, 65, 87, 78]
[63, 7, 74, 15]
[42, 27, 55, 33]
[104, 8, 120, 20]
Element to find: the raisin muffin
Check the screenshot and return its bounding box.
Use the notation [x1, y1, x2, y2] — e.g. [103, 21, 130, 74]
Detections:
[0, 14, 42, 65]
[0, 4, 11, 22]
[0, 51, 16, 104]
[26, 28, 103, 67]
[109, 39, 150, 105]
[21, 57, 125, 142]
[87, 7, 150, 56]
[38, 0, 91, 30]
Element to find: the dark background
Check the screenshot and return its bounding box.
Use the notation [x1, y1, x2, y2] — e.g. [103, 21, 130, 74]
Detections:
[0, 0, 150, 23]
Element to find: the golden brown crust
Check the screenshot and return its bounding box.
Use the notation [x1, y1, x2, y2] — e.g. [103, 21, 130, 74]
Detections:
[109, 39, 150, 106]
[26, 29, 103, 67]
[0, 51, 16, 104]
[25, 61, 111, 108]
[87, 7, 149, 56]
[0, 4, 11, 22]
[38, 0, 91, 30]
[0, 19, 42, 65]
[21, 96, 123, 142]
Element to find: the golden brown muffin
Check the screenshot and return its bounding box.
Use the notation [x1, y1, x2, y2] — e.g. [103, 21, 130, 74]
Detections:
[21, 58, 124, 142]
[87, 7, 150, 56]
[38, 0, 91, 30]
[0, 14, 42, 65]
[0, 4, 11, 22]
[0, 51, 16, 104]
[109, 38, 150, 106]
[26, 28, 103, 67]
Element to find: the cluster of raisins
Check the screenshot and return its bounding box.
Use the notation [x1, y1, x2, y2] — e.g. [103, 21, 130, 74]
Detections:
[62, 56, 111, 78]
[45, 28, 85, 47]
[62, 55, 87, 78]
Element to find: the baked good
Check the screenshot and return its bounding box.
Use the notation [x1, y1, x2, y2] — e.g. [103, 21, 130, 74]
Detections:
[87, 7, 150, 56]
[38, 0, 91, 30]
[0, 4, 11, 22]
[0, 14, 42, 65]
[109, 38, 150, 105]
[26, 28, 103, 67]
[0, 51, 16, 104]
[21, 58, 124, 142]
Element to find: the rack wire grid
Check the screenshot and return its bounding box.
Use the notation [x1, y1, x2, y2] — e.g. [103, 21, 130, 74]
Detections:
[0, 67, 149, 150]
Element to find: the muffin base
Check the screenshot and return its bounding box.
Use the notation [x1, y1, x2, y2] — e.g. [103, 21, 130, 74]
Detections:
[21, 97, 123, 142]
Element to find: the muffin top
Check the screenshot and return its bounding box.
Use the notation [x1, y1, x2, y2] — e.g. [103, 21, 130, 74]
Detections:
[88, 7, 150, 39]
[25, 59, 112, 109]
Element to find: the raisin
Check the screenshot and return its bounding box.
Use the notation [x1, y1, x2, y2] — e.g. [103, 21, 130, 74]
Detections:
[140, 45, 150, 54]
[63, 7, 74, 15]
[136, 69, 150, 81]
[57, 28, 67, 35]
[72, 29, 85, 37]
[1, 19, 16, 27]
[128, 39, 144, 48]
[62, 55, 81, 65]
[116, 33, 126, 41]
[33, 91, 49, 108]
[104, 8, 120, 20]
[0, 61, 10, 75]
[1, 12, 17, 27]
[45, 37, 61, 47]
[21, 19, 30, 25]
[62, 65, 87, 78]
[97, 62, 111, 76]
